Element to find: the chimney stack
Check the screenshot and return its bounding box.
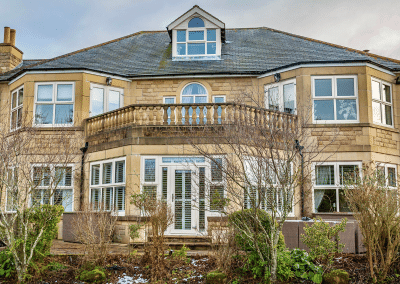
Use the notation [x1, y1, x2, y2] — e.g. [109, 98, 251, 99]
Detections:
[0, 26, 23, 73]
[10, 29, 16, 46]
[3, 27, 10, 44]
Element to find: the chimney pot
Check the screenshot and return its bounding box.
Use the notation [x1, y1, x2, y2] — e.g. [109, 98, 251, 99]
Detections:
[10, 29, 16, 46]
[3, 27, 10, 44]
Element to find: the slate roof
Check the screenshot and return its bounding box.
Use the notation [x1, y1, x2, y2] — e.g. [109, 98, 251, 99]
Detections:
[2, 27, 400, 81]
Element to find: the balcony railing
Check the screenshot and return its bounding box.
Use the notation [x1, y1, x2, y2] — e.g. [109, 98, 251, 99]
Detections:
[84, 103, 298, 137]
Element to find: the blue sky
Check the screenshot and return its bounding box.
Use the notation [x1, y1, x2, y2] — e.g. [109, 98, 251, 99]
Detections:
[2, 0, 400, 60]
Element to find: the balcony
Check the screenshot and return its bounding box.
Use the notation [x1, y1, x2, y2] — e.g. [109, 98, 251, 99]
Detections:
[83, 103, 298, 148]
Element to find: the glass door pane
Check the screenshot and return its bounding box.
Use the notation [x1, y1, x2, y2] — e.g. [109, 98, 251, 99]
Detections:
[174, 170, 192, 230]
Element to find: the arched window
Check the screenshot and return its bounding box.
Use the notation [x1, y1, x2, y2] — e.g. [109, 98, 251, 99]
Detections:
[181, 83, 208, 103]
[188, 17, 205, 28]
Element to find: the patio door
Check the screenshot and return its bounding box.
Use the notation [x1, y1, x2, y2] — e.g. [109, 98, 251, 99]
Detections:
[167, 166, 201, 235]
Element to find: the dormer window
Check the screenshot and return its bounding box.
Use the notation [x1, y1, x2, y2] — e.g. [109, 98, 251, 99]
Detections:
[168, 6, 225, 61]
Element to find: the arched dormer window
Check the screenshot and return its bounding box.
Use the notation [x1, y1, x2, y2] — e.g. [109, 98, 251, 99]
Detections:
[188, 17, 205, 28]
[181, 83, 208, 103]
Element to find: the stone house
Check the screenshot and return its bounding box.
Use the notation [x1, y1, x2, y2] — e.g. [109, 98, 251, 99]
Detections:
[1, 5, 400, 244]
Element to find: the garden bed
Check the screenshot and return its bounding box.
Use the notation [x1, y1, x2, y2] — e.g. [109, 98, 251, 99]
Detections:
[1, 252, 400, 283]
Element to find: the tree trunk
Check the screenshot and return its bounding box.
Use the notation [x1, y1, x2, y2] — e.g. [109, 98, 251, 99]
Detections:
[269, 230, 280, 282]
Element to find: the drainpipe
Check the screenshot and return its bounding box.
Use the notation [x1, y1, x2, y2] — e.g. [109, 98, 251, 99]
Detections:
[295, 140, 305, 218]
[79, 142, 89, 211]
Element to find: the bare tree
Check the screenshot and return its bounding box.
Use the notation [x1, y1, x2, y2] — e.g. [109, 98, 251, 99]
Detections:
[0, 106, 82, 282]
[185, 88, 334, 281]
[344, 162, 400, 282]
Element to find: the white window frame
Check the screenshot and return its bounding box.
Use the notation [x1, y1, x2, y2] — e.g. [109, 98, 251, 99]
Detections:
[371, 77, 393, 127]
[244, 158, 294, 216]
[212, 95, 226, 103]
[89, 157, 126, 215]
[313, 161, 362, 213]
[264, 78, 296, 114]
[180, 82, 209, 103]
[376, 163, 397, 188]
[89, 83, 124, 117]
[33, 82, 75, 127]
[175, 18, 217, 58]
[30, 164, 74, 212]
[312, 75, 359, 124]
[10, 85, 24, 131]
[5, 167, 18, 213]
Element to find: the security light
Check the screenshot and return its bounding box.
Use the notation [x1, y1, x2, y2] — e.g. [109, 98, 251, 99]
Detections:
[106, 77, 112, 86]
[274, 73, 281, 82]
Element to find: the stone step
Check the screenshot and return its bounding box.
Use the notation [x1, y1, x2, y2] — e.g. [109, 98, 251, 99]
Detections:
[150, 235, 212, 244]
[131, 241, 212, 251]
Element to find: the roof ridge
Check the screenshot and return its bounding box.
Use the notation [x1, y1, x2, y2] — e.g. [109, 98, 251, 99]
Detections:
[11, 30, 167, 74]
[260, 27, 400, 65]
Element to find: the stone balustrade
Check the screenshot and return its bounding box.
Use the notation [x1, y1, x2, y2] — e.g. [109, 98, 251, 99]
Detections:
[83, 103, 298, 137]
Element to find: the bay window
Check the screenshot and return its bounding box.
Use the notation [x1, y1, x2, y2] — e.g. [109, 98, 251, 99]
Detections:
[34, 82, 74, 126]
[90, 158, 126, 215]
[90, 84, 124, 117]
[372, 78, 393, 126]
[312, 76, 358, 123]
[264, 79, 296, 114]
[313, 162, 361, 213]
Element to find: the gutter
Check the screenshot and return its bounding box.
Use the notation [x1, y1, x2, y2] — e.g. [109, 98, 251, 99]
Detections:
[79, 142, 88, 211]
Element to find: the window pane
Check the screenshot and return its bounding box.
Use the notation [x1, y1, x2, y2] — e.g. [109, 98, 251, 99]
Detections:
[91, 87, 104, 116]
[268, 87, 279, 111]
[283, 83, 295, 114]
[103, 188, 113, 211]
[55, 104, 73, 124]
[314, 79, 332, 97]
[59, 189, 73, 212]
[314, 189, 336, 212]
[115, 187, 125, 211]
[207, 42, 216, 54]
[177, 30, 186, 42]
[315, 165, 335, 185]
[314, 100, 334, 120]
[35, 104, 53, 124]
[91, 165, 100, 185]
[189, 31, 204, 41]
[183, 83, 207, 95]
[144, 159, 156, 182]
[143, 185, 157, 200]
[337, 78, 354, 96]
[388, 167, 396, 187]
[336, 99, 357, 120]
[109, 90, 120, 112]
[11, 111, 16, 130]
[339, 165, 359, 185]
[102, 162, 112, 184]
[372, 80, 381, 100]
[385, 105, 392, 125]
[177, 43, 186, 55]
[182, 96, 193, 103]
[194, 96, 207, 103]
[339, 189, 351, 212]
[372, 101, 382, 124]
[164, 98, 175, 104]
[37, 85, 53, 102]
[55, 167, 72, 186]
[17, 109, 22, 128]
[188, 43, 205, 55]
[383, 84, 391, 102]
[91, 188, 101, 210]
[57, 84, 73, 101]
[207, 29, 216, 41]
[12, 91, 17, 109]
[115, 160, 125, 183]
[188, 17, 205, 28]
[211, 158, 223, 182]
[18, 88, 23, 106]
[214, 97, 225, 103]
[210, 185, 224, 211]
